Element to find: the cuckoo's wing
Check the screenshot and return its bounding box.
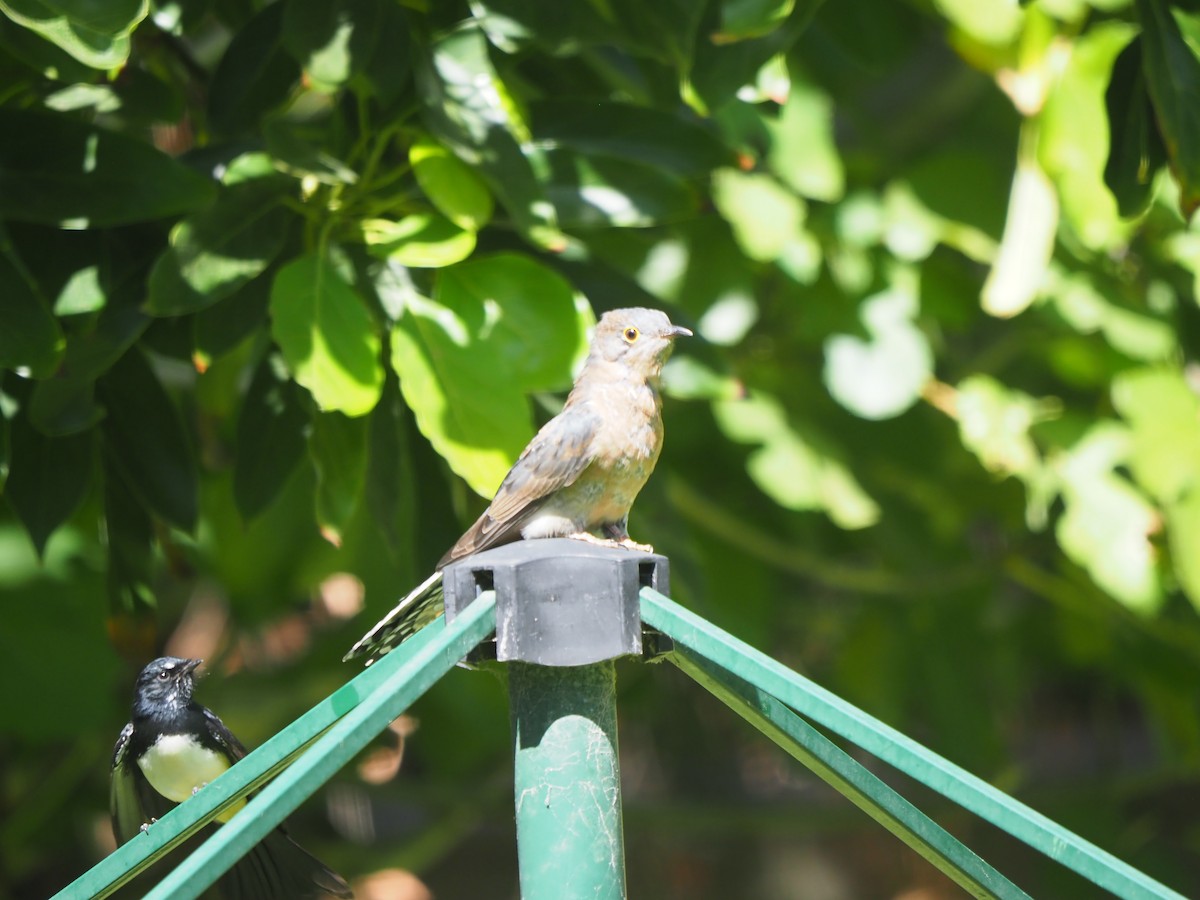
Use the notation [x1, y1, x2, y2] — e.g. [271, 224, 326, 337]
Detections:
[438, 405, 601, 566]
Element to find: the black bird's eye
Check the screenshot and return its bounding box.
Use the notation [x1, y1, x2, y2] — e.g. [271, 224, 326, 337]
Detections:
[157, 670, 170, 680]
[622, 326, 640, 343]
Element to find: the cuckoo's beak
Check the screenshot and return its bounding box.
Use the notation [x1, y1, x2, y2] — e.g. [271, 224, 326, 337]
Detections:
[665, 324, 693, 339]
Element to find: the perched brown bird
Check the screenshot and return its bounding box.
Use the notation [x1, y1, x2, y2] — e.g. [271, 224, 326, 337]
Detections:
[346, 307, 691, 663]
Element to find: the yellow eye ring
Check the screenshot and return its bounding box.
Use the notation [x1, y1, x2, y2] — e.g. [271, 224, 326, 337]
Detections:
[622, 326, 640, 343]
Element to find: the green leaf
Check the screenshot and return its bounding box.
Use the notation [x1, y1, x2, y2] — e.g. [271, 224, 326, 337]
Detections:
[1105, 39, 1168, 218]
[104, 459, 155, 616]
[417, 25, 560, 247]
[931, 0, 1021, 46]
[0, 0, 147, 69]
[358, 0, 411, 103]
[309, 410, 368, 545]
[146, 180, 291, 316]
[1112, 367, 1200, 505]
[980, 159, 1058, 318]
[955, 375, 1054, 479]
[270, 254, 384, 417]
[193, 269, 273, 369]
[1137, 0, 1200, 217]
[711, 168, 805, 261]
[386, 254, 588, 496]
[0, 13, 93, 81]
[1166, 487, 1200, 614]
[713, 391, 879, 528]
[544, 151, 698, 229]
[718, 0, 796, 42]
[0, 230, 64, 378]
[98, 349, 197, 531]
[390, 291, 534, 497]
[5, 409, 95, 555]
[28, 285, 150, 436]
[435, 253, 591, 391]
[765, 78, 845, 203]
[263, 117, 359, 185]
[234, 352, 310, 521]
[410, 134, 494, 232]
[366, 373, 418, 567]
[1056, 422, 1162, 613]
[208, 3, 301, 137]
[1039, 22, 1136, 250]
[282, 0, 383, 90]
[0, 108, 216, 227]
[362, 213, 477, 268]
[0, 386, 11, 493]
[824, 281, 933, 420]
[531, 102, 734, 176]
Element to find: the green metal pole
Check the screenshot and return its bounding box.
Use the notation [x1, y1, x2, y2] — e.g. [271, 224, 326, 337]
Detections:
[509, 660, 627, 900]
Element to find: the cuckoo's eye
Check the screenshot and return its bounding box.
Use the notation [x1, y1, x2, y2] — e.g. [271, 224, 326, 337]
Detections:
[622, 326, 640, 343]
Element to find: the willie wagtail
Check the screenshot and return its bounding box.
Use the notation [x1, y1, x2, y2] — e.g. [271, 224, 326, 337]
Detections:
[111, 657, 352, 899]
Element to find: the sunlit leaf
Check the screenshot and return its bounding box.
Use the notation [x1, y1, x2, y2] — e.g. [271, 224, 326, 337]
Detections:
[146, 180, 292, 316]
[362, 214, 476, 268]
[765, 78, 844, 203]
[1056, 421, 1163, 613]
[981, 157, 1057, 318]
[270, 254, 384, 417]
[282, 0, 383, 90]
[955, 375, 1051, 478]
[718, 0, 796, 42]
[711, 168, 804, 262]
[0, 0, 147, 69]
[824, 281, 932, 421]
[544, 151, 698, 229]
[1112, 367, 1200, 505]
[713, 391, 879, 528]
[410, 134, 494, 232]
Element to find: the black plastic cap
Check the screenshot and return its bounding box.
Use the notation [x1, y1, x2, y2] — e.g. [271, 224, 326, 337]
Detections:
[443, 538, 670, 666]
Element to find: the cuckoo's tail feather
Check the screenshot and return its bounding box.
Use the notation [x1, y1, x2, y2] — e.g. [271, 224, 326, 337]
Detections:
[343, 570, 445, 663]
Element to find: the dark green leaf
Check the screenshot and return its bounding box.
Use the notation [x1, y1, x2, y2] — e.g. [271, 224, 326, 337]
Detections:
[208, 2, 301, 137]
[145, 179, 292, 316]
[234, 351, 310, 521]
[718, 0, 796, 42]
[0, 382, 13, 493]
[309, 410, 367, 545]
[28, 276, 151, 435]
[544, 150, 698, 228]
[6, 408, 95, 555]
[0, 228, 65, 378]
[104, 459, 155, 616]
[417, 26, 560, 246]
[0, 0, 146, 69]
[0, 12, 93, 81]
[1105, 38, 1168, 218]
[193, 268, 273, 367]
[263, 117, 359, 184]
[1137, 0, 1200, 217]
[687, 0, 822, 113]
[0, 108, 216, 227]
[531, 101, 734, 176]
[365, 371, 417, 567]
[98, 348, 197, 531]
[357, 0, 411, 103]
[270, 253, 384, 417]
[282, 0, 383, 90]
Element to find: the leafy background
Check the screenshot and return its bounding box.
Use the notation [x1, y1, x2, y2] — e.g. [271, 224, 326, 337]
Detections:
[3, 0, 1200, 896]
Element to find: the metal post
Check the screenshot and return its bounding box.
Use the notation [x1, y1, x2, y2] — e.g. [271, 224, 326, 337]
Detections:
[509, 659, 626, 900]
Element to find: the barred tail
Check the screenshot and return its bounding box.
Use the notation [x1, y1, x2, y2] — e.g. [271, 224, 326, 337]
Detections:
[343, 570, 445, 663]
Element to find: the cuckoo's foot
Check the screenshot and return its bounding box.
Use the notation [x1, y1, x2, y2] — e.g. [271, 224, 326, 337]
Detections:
[566, 531, 623, 549]
[619, 538, 654, 552]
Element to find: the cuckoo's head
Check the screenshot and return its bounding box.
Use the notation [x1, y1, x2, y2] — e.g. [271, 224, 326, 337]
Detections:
[590, 308, 691, 378]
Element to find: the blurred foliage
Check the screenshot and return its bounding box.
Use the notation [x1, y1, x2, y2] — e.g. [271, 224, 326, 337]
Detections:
[3, 0, 1200, 896]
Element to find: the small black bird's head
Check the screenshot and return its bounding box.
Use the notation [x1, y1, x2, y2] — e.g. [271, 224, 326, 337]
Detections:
[131, 657, 203, 717]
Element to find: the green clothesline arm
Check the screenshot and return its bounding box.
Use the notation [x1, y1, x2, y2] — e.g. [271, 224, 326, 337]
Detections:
[640, 587, 1186, 900]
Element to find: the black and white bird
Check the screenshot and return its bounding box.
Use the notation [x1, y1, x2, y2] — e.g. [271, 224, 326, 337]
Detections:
[110, 657, 352, 899]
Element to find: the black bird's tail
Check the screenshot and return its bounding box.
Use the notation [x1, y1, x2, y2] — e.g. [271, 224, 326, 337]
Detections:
[220, 827, 352, 899]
